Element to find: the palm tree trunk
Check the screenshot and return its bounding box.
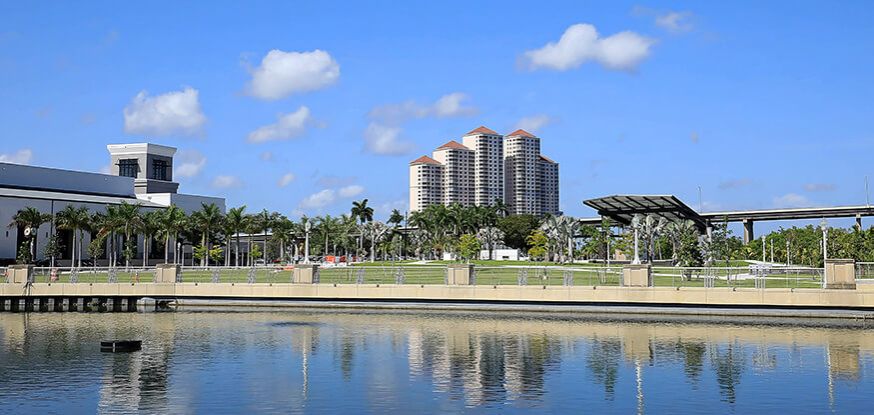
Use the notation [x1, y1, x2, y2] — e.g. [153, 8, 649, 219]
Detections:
[235, 232, 240, 266]
[202, 230, 208, 267]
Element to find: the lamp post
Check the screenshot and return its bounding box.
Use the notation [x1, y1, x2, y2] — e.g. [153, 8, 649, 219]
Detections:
[304, 220, 311, 264]
[820, 218, 828, 266]
[631, 214, 642, 265]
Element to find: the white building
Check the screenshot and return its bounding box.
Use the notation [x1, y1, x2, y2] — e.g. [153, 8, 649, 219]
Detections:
[0, 142, 224, 265]
[409, 126, 560, 215]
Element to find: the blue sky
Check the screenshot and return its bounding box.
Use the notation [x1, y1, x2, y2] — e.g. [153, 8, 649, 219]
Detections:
[2, 1, 873, 233]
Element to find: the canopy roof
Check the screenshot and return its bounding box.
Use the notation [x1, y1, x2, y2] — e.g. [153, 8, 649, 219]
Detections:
[583, 195, 707, 231]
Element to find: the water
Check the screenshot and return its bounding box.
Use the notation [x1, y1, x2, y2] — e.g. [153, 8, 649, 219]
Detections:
[1, 309, 873, 414]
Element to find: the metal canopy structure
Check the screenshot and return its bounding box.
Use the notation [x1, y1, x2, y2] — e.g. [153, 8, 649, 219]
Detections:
[583, 195, 708, 231]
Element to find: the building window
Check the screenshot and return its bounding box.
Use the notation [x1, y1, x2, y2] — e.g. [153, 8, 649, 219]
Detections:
[152, 159, 169, 181]
[118, 159, 138, 178]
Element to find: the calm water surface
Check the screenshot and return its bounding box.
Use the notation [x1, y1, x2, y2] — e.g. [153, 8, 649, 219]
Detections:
[1, 309, 873, 414]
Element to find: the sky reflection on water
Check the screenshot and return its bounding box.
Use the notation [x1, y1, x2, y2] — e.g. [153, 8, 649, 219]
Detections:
[1, 310, 873, 414]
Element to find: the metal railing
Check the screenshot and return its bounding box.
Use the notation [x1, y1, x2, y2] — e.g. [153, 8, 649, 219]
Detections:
[857, 262, 874, 279]
[0, 264, 828, 289]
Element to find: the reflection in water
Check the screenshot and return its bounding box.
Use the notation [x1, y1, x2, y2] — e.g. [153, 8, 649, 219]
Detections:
[1, 311, 873, 413]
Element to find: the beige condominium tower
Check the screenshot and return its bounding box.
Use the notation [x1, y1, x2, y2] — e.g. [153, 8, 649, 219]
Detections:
[409, 126, 559, 215]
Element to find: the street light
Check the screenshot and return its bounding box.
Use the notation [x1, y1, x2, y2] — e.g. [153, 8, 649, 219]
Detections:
[631, 214, 642, 265]
[820, 218, 828, 266]
[304, 220, 311, 264]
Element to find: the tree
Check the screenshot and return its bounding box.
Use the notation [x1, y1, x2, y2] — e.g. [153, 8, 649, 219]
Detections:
[351, 199, 374, 254]
[157, 204, 186, 264]
[55, 205, 90, 268]
[116, 202, 143, 268]
[457, 234, 481, 262]
[526, 230, 549, 261]
[190, 203, 223, 266]
[43, 234, 62, 268]
[139, 210, 161, 267]
[476, 227, 504, 260]
[498, 214, 540, 251]
[361, 221, 389, 262]
[318, 215, 340, 256]
[225, 206, 248, 266]
[9, 207, 52, 263]
[388, 209, 405, 228]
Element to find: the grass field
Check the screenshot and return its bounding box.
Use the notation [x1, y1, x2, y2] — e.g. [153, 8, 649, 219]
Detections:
[17, 264, 823, 289]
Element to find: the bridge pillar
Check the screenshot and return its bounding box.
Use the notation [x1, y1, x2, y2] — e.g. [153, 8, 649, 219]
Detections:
[742, 219, 754, 245]
[856, 214, 863, 231]
[824, 259, 856, 289]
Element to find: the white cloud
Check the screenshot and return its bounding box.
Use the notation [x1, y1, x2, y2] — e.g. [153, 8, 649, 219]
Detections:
[123, 87, 206, 136]
[514, 114, 554, 133]
[211, 175, 242, 189]
[0, 148, 32, 164]
[655, 11, 694, 33]
[299, 189, 336, 209]
[277, 173, 296, 188]
[247, 106, 313, 143]
[338, 184, 364, 198]
[773, 193, 814, 208]
[175, 149, 207, 178]
[718, 178, 752, 190]
[369, 92, 476, 124]
[364, 122, 415, 155]
[246, 49, 340, 100]
[260, 151, 273, 161]
[522, 23, 655, 71]
[803, 183, 836, 192]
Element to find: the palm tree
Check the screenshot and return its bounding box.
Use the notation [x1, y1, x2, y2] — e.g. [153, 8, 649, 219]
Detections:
[190, 203, 223, 266]
[251, 209, 276, 264]
[116, 202, 143, 268]
[388, 209, 405, 228]
[156, 205, 186, 264]
[318, 215, 340, 257]
[140, 210, 161, 267]
[244, 214, 261, 266]
[9, 207, 52, 263]
[270, 216, 295, 263]
[351, 199, 374, 255]
[225, 206, 247, 266]
[54, 206, 77, 266]
[492, 198, 509, 218]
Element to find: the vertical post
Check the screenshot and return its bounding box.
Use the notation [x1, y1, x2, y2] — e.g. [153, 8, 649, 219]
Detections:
[856, 214, 862, 231]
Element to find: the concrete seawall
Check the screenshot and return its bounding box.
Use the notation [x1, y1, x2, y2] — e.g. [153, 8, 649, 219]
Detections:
[4, 282, 874, 318]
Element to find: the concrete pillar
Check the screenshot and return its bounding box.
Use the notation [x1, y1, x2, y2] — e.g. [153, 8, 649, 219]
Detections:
[742, 219, 754, 245]
[446, 264, 475, 285]
[824, 259, 856, 289]
[622, 264, 653, 287]
[8, 264, 34, 284]
[856, 214, 863, 231]
[292, 264, 320, 284]
[155, 264, 180, 283]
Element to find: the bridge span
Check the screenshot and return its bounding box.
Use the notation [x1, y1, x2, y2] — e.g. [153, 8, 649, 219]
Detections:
[581, 195, 874, 244]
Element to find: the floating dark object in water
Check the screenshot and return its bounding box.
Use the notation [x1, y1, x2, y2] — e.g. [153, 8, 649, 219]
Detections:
[101, 340, 142, 353]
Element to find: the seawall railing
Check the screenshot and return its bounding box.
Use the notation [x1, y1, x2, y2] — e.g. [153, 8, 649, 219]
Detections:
[0, 264, 833, 290]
